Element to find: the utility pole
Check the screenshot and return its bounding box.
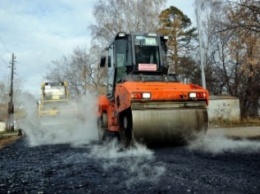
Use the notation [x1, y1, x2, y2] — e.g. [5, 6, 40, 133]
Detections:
[7, 53, 15, 131]
[195, 0, 206, 89]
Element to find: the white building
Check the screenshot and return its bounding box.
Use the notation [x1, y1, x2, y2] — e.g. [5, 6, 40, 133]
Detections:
[208, 95, 240, 121]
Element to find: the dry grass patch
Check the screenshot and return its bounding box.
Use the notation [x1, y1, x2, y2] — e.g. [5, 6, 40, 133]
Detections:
[0, 131, 21, 149]
[209, 118, 260, 128]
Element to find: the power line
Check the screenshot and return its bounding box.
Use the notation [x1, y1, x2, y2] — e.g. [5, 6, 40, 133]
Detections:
[0, 56, 8, 65]
[0, 35, 10, 53]
[0, 35, 10, 72]
[0, 57, 8, 73]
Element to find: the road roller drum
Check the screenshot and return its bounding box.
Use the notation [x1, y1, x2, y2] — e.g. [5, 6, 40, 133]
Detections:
[131, 107, 208, 146]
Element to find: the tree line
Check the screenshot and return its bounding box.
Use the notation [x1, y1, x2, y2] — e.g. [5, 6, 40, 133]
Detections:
[46, 0, 260, 118]
[44, 0, 259, 118]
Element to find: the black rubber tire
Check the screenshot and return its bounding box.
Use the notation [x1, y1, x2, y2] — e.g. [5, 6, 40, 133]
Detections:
[97, 113, 108, 140]
[119, 109, 133, 147]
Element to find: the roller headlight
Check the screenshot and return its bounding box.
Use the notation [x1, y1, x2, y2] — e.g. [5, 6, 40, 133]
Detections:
[131, 92, 151, 100]
[189, 92, 197, 98]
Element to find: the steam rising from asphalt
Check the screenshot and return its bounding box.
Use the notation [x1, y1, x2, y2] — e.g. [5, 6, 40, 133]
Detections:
[18, 91, 260, 187]
[188, 130, 260, 154]
[18, 93, 98, 146]
[17, 91, 166, 187]
[89, 140, 166, 188]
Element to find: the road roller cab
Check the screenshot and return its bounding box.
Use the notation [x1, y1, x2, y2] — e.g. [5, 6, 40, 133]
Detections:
[37, 81, 78, 127]
[98, 32, 209, 147]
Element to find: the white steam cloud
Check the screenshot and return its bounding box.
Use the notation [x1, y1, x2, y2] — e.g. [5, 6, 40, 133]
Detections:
[88, 140, 166, 188]
[17, 91, 166, 188]
[188, 130, 260, 154]
[18, 91, 260, 188]
[18, 93, 98, 146]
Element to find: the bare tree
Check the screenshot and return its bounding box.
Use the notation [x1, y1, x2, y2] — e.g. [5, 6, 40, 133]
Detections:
[89, 0, 166, 46]
[0, 79, 9, 121]
[45, 47, 105, 97]
[193, 0, 227, 94]
[225, 0, 260, 33]
[0, 79, 9, 104]
[88, 44, 107, 95]
[197, 0, 260, 118]
[0, 75, 24, 121]
[223, 0, 260, 117]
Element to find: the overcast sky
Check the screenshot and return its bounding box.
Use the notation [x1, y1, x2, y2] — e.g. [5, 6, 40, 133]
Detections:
[0, 0, 195, 97]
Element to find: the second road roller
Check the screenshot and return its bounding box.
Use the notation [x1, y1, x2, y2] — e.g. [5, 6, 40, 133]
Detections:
[97, 32, 209, 147]
[37, 81, 78, 128]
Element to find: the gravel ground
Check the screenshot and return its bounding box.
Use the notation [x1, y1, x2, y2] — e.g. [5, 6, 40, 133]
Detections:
[0, 132, 260, 194]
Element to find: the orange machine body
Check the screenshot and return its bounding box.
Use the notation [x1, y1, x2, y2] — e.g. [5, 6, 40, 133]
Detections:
[98, 81, 209, 132]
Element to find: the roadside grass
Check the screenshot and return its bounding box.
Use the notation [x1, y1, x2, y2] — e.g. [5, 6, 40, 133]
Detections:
[0, 130, 19, 139]
[210, 118, 260, 128]
[0, 131, 21, 149]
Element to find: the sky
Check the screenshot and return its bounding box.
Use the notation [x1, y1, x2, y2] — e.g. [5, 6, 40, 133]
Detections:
[0, 0, 196, 97]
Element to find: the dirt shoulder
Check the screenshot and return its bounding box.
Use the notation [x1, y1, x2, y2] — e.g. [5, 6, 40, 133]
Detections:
[0, 133, 21, 149]
[207, 126, 260, 140]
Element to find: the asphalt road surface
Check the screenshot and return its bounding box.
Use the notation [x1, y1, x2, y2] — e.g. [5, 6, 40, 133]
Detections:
[0, 129, 259, 194]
